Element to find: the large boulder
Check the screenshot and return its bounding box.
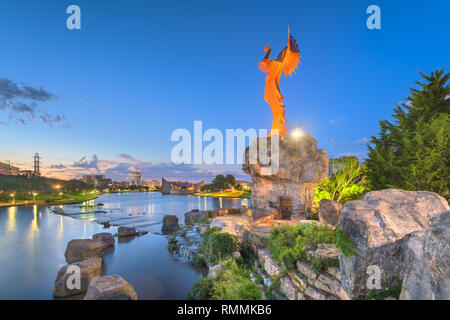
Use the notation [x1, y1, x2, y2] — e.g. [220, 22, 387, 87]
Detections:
[92, 233, 115, 248]
[53, 257, 102, 298]
[209, 215, 252, 242]
[243, 135, 328, 221]
[161, 215, 179, 234]
[84, 275, 138, 300]
[65, 239, 106, 263]
[400, 210, 450, 300]
[339, 189, 449, 298]
[117, 226, 137, 237]
[319, 199, 342, 227]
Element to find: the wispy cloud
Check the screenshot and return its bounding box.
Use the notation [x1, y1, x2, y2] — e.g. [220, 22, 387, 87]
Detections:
[82, 98, 102, 112]
[0, 78, 68, 127]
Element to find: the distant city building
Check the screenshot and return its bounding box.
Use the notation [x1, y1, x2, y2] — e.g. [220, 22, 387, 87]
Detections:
[0, 161, 19, 176]
[161, 178, 204, 195]
[141, 180, 161, 190]
[33, 153, 41, 176]
[82, 175, 94, 185]
[132, 171, 142, 186]
[82, 175, 112, 188]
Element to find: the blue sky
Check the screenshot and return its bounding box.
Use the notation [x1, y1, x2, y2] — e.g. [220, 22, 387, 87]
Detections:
[0, 0, 448, 182]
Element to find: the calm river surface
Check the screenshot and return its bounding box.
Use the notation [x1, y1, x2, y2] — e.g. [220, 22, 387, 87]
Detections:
[0, 192, 250, 300]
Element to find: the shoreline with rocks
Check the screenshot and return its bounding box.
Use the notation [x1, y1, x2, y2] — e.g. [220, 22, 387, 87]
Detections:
[162, 189, 449, 300]
[53, 226, 149, 300]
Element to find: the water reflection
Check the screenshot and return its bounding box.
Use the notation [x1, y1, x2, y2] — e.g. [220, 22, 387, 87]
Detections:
[8, 206, 17, 232]
[0, 192, 246, 299]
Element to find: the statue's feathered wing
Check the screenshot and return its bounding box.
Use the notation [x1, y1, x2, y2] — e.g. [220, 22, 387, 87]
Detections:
[259, 32, 301, 137]
[282, 35, 300, 76]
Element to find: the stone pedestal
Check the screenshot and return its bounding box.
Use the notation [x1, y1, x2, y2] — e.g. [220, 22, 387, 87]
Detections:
[242, 134, 328, 221]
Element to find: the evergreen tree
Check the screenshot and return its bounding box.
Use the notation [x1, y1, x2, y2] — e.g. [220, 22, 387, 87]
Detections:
[366, 69, 450, 200]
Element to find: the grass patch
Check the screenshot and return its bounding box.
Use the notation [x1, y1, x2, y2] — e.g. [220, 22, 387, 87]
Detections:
[198, 227, 238, 265]
[187, 258, 263, 300]
[268, 223, 336, 271]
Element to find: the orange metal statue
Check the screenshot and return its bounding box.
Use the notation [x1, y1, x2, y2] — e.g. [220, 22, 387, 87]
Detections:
[259, 29, 301, 137]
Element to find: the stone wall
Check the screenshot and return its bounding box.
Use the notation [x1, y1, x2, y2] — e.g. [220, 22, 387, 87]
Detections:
[243, 134, 328, 221]
[257, 248, 347, 300]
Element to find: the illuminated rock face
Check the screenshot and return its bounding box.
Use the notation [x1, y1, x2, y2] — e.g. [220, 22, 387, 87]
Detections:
[243, 134, 328, 221]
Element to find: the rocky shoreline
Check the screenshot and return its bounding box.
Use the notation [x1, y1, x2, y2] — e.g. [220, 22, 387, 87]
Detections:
[52, 226, 147, 300]
[163, 189, 450, 300]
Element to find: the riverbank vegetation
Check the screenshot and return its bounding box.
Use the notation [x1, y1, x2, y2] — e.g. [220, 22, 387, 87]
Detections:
[198, 227, 238, 265]
[0, 174, 97, 205]
[196, 174, 251, 198]
[187, 258, 262, 300]
[187, 226, 263, 300]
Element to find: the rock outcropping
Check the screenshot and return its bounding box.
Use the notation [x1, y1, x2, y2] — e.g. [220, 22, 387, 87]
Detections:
[65, 239, 106, 263]
[319, 199, 342, 227]
[243, 134, 328, 221]
[339, 189, 449, 298]
[53, 257, 103, 298]
[84, 275, 138, 300]
[400, 210, 450, 300]
[162, 215, 179, 234]
[117, 226, 137, 237]
[64, 232, 115, 263]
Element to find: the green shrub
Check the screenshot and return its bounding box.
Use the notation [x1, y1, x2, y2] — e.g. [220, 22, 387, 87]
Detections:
[279, 248, 298, 271]
[311, 257, 327, 273]
[211, 258, 262, 300]
[268, 223, 336, 266]
[239, 245, 257, 270]
[186, 278, 214, 300]
[315, 156, 369, 204]
[199, 227, 237, 265]
[268, 223, 357, 272]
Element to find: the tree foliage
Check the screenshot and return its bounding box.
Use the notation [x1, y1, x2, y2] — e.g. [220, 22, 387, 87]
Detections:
[210, 174, 236, 191]
[366, 69, 450, 200]
[315, 156, 368, 203]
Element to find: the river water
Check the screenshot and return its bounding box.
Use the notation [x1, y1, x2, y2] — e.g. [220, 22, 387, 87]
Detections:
[0, 192, 250, 300]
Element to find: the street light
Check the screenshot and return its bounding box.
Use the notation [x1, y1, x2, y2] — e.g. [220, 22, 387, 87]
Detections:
[10, 193, 15, 205]
[32, 192, 37, 201]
